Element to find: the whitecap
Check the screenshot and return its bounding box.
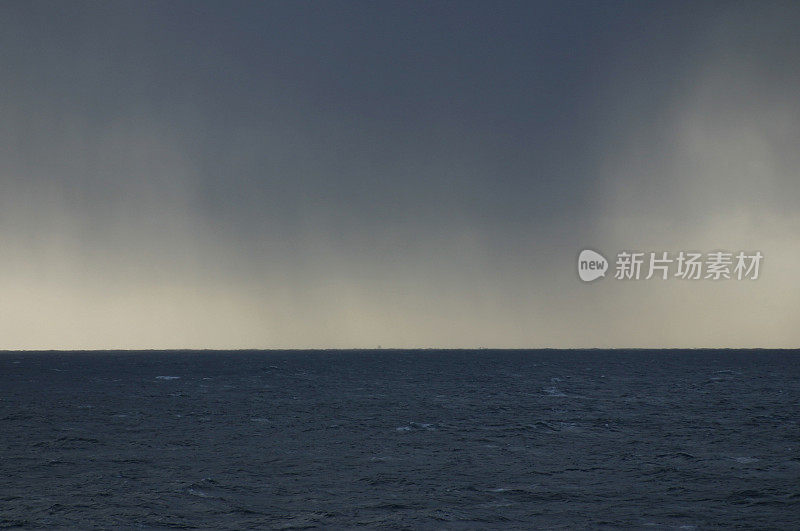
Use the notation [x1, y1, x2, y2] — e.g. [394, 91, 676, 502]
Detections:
[732, 456, 759, 464]
[155, 376, 180, 380]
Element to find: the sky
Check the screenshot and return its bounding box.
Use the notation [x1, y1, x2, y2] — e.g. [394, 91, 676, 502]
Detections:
[1, 0, 798, 349]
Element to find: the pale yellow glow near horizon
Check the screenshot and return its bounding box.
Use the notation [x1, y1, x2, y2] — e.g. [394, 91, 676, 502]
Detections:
[0, 218, 797, 350]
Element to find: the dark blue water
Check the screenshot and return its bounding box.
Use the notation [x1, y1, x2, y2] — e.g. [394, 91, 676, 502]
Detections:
[2, 350, 799, 529]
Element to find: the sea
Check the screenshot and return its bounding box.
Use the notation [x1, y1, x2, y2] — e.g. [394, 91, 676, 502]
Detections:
[1, 349, 799, 529]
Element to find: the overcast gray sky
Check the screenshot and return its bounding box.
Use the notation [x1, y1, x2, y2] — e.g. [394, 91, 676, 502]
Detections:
[1, 1, 798, 349]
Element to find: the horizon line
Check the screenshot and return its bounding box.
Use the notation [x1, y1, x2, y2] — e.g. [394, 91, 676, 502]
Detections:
[1, 347, 798, 353]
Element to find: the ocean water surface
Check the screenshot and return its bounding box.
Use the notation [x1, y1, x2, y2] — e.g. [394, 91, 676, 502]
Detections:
[2, 349, 799, 528]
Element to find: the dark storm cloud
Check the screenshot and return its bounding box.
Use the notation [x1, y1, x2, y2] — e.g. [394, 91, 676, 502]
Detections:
[1, 1, 798, 348]
[2, 1, 693, 236]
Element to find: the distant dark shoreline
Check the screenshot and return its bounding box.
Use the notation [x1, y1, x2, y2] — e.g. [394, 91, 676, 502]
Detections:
[1, 348, 798, 354]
